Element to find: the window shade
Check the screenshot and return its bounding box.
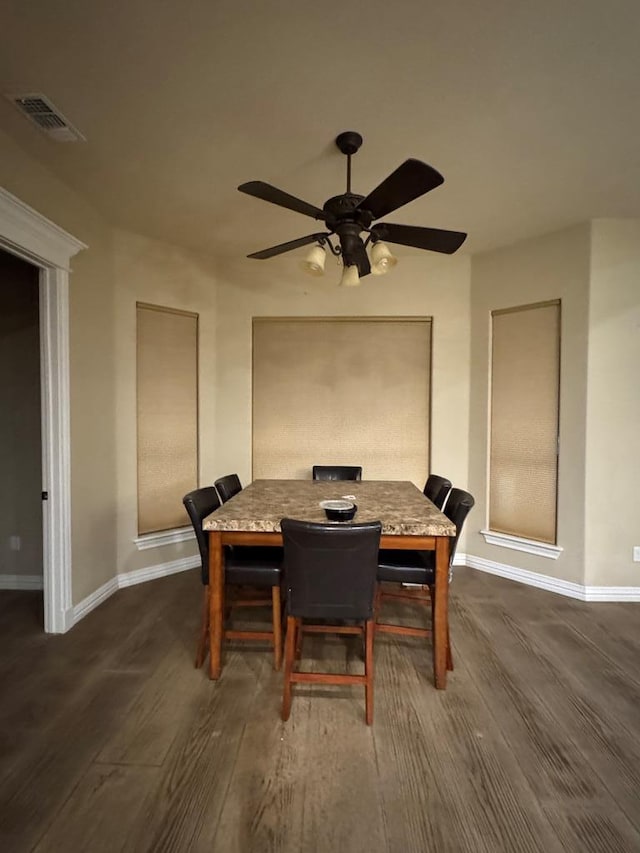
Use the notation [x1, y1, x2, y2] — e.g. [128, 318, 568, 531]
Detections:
[252, 317, 431, 483]
[489, 301, 560, 543]
[137, 303, 198, 534]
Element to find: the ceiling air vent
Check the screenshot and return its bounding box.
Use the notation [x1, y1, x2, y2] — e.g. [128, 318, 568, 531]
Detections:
[6, 93, 86, 142]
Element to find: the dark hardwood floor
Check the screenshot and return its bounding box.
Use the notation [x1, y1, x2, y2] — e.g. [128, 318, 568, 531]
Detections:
[1, 568, 639, 852]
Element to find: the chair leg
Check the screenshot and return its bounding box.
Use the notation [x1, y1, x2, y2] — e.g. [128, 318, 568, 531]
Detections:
[272, 585, 282, 671]
[282, 616, 297, 721]
[195, 585, 210, 669]
[364, 618, 374, 725]
[295, 617, 303, 660]
[373, 584, 381, 631]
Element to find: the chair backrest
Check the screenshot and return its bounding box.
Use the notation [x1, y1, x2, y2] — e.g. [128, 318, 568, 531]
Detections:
[443, 488, 475, 563]
[281, 519, 381, 621]
[183, 487, 221, 584]
[215, 473, 242, 504]
[423, 474, 452, 509]
[312, 465, 362, 481]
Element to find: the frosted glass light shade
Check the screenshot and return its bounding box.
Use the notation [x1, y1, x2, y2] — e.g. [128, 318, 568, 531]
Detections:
[301, 244, 326, 276]
[370, 241, 398, 276]
[339, 264, 361, 287]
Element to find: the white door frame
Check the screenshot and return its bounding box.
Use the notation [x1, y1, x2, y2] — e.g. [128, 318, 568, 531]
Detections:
[0, 186, 86, 632]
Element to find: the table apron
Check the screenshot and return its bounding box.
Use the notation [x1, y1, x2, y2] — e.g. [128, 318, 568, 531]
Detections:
[220, 531, 283, 546]
[217, 531, 440, 549]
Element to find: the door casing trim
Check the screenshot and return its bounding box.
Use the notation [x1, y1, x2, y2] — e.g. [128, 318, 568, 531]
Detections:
[0, 186, 86, 632]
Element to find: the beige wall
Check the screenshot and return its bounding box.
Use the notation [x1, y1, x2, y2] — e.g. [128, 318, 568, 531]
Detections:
[214, 252, 471, 495]
[0, 130, 216, 603]
[0, 129, 119, 602]
[113, 230, 218, 574]
[468, 224, 592, 584]
[2, 121, 636, 606]
[585, 220, 640, 587]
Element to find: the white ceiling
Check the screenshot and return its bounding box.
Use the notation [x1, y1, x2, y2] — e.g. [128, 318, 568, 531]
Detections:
[1, 0, 640, 264]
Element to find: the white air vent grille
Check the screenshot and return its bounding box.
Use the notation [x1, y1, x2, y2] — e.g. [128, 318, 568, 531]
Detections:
[6, 93, 86, 142]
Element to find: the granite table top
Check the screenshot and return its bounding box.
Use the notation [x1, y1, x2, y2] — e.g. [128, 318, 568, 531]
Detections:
[202, 479, 455, 537]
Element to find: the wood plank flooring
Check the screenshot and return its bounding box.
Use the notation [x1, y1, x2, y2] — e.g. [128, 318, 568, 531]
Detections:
[0, 568, 639, 852]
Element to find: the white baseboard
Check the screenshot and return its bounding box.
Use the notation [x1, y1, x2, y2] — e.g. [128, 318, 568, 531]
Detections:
[72, 576, 119, 623]
[461, 553, 640, 602]
[133, 527, 195, 551]
[580, 585, 640, 602]
[62, 548, 640, 632]
[70, 555, 199, 627]
[117, 555, 200, 588]
[0, 574, 44, 591]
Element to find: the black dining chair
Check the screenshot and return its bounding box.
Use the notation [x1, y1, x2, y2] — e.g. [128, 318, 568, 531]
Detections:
[377, 474, 451, 590]
[183, 486, 283, 671]
[375, 488, 474, 671]
[280, 518, 382, 725]
[312, 465, 362, 481]
[215, 473, 284, 565]
[214, 473, 243, 504]
[423, 474, 452, 509]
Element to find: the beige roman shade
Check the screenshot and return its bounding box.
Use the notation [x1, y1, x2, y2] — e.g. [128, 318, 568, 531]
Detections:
[489, 301, 560, 543]
[136, 303, 198, 534]
[252, 317, 431, 483]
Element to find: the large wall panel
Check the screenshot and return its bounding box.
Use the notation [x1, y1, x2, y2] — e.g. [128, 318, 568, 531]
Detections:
[137, 303, 198, 534]
[252, 317, 431, 482]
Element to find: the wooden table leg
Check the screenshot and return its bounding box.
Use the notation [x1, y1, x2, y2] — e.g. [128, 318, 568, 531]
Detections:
[433, 536, 450, 689]
[208, 531, 224, 680]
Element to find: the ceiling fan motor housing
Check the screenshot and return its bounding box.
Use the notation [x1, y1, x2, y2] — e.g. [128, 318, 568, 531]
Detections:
[323, 194, 373, 232]
[322, 195, 374, 274]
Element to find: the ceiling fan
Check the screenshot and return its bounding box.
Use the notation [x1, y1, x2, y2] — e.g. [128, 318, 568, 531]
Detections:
[238, 131, 467, 285]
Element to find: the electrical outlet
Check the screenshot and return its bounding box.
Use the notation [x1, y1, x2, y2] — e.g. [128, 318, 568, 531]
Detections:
[633, 546, 640, 562]
[9, 535, 21, 551]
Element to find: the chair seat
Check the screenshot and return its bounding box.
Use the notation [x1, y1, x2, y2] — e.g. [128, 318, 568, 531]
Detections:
[377, 549, 435, 585]
[225, 546, 282, 586]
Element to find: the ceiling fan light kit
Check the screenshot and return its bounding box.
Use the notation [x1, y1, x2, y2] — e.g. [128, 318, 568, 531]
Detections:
[339, 265, 361, 288]
[370, 240, 397, 276]
[300, 244, 326, 276]
[238, 132, 466, 285]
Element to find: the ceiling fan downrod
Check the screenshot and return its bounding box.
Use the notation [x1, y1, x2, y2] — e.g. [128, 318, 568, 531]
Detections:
[335, 131, 363, 194]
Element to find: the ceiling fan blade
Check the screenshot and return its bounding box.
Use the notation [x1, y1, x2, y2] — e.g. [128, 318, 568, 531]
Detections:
[356, 159, 444, 220]
[374, 223, 467, 254]
[238, 181, 325, 220]
[247, 232, 330, 259]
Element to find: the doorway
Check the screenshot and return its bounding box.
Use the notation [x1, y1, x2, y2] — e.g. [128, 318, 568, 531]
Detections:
[0, 250, 43, 619]
[0, 186, 85, 632]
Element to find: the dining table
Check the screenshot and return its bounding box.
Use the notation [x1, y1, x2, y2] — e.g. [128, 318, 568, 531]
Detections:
[202, 478, 456, 688]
